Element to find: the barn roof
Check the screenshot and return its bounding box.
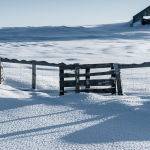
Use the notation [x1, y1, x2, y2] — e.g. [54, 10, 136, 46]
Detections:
[131, 6, 150, 26]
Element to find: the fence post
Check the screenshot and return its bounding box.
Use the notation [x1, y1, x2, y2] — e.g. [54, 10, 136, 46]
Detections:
[85, 68, 90, 90]
[111, 64, 116, 94]
[0, 58, 2, 84]
[59, 63, 65, 96]
[75, 65, 80, 93]
[114, 64, 123, 95]
[32, 62, 36, 90]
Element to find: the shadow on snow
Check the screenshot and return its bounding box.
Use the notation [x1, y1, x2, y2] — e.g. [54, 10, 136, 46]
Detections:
[0, 85, 150, 144]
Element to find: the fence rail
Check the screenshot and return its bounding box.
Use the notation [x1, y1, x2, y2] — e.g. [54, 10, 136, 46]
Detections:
[119, 62, 150, 69]
[1, 58, 59, 67]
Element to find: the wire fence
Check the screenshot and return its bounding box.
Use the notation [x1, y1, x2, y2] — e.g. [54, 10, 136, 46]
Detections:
[36, 65, 59, 91]
[1, 61, 59, 92]
[1, 58, 150, 96]
[2, 62, 32, 89]
[121, 67, 150, 95]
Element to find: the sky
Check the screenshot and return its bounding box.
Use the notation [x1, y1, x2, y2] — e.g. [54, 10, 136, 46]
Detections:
[0, 0, 149, 27]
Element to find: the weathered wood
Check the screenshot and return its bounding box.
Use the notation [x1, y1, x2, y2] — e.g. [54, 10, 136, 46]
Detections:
[75, 66, 80, 93]
[114, 64, 123, 95]
[59, 64, 65, 95]
[64, 79, 114, 87]
[79, 88, 115, 93]
[85, 68, 90, 89]
[64, 70, 113, 78]
[32, 62, 36, 89]
[64, 88, 115, 93]
[89, 70, 113, 76]
[111, 64, 116, 94]
[62, 62, 116, 95]
[63, 63, 112, 70]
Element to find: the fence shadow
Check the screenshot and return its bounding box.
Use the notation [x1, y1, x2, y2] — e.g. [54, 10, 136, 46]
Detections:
[62, 103, 150, 144]
[1, 88, 150, 145]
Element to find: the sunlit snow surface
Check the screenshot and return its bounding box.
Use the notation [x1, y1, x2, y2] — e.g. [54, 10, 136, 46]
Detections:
[1, 23, 150, 150]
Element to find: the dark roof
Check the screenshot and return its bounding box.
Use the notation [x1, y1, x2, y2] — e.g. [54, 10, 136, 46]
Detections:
[131, 6, 150, 26]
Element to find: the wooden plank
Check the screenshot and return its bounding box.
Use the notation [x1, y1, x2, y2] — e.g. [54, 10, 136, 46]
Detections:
[64, 79, 114, 87]
[63, 73, 76, 78]
[63, 63, 112, 70]
[78, 63, 112, 69]
[90, 70, 113, 76]
[85, 68, 90, 90]
[111, 64, 116, 94]
[59, 65, 65, 95]
[75, 67, 80, 93]
[114, 64, 123, 95]
[79, 88, 115, 93]
[32, 63, 36, 89]
[64, 70, 113, 78]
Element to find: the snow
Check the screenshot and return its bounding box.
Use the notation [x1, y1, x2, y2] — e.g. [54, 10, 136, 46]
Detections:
[0, 22, 150, 149]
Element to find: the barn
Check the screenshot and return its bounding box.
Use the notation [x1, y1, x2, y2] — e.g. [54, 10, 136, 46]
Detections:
[131, 6, 150, 26]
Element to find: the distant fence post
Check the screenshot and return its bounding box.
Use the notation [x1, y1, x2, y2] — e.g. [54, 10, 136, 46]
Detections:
[114, 64, 123, 95]
[111, 64, 116, 94]
[85, 68, 90, 90]
[75, 65, 80, 93]
[32, 61, 36, 90]
[59, 63, 65, 96]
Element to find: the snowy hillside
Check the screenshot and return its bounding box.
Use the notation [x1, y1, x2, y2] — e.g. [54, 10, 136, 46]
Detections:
[1, 22, 150, 150]
[0, 22, 150, 42]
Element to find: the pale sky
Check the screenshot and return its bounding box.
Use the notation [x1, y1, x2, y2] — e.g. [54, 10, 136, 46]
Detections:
[0, 0, 149, 27]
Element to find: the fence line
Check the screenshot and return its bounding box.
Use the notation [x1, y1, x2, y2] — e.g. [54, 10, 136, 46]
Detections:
[0, 58, 60, 90]
[1, 57, 150, 96]
[2, 57, 149, 69]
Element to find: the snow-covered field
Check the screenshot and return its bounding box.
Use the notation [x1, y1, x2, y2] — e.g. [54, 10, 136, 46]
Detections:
[1, 23, 150, 150]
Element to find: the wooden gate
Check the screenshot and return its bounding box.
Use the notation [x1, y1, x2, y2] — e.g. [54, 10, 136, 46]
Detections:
[59, 63, 123, 96]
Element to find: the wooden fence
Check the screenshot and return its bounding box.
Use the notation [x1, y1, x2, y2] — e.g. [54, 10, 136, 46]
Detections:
[1, 57, 150, 96]
[59, 62, 150, 96]
[59, 63, 123, 95]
